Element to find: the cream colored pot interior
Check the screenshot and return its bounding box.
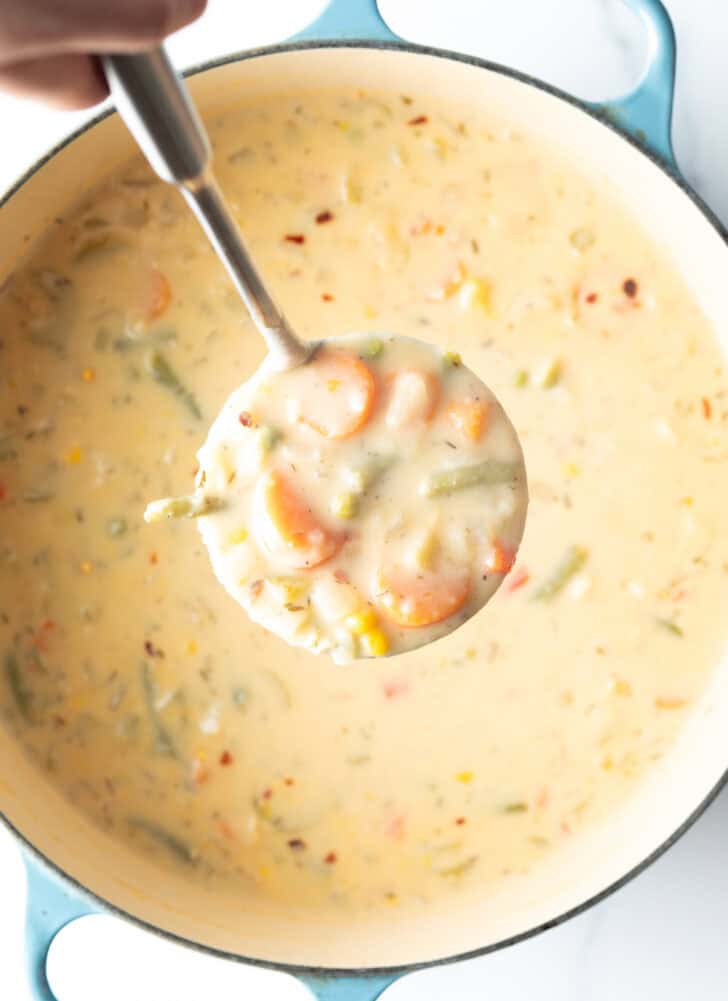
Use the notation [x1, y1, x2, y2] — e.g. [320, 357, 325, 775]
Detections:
[1, 46, 727, 970]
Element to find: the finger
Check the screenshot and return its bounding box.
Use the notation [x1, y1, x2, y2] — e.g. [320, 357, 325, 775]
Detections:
[0, 53, 108, 109]
[0, 0, 207, 63]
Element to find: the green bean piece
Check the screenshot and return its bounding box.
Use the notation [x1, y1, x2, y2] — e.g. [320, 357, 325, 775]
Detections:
[106, 517, 128, 538]
[5, 651, 33, 722]
[146, 350, 201, 420]
[502, 801, 528, 814]
[140, 662, 179, 758]
[127, 817, 196, 864]
[437, 856, 478, 878]
[144, 494, 224, 524]
[531, 545, 589, 601]
[423, 460, 520, 497]
[656, 617, 684, 638]
[112, 328, 176, 353]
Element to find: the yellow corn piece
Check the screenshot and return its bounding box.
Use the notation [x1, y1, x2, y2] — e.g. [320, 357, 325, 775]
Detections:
[362, 627, 389, 657]
[458, 277, 492, 313]
[455, 770, 474, 784]
[186, 639, 198, 655]
[227, 528, 249, 546]
[65, 445, 83, 465]
[331, 492, 358, 520]
[81, 367, 95, 383]
[79, 560, 93, 575]
[346, 608, 378, 636]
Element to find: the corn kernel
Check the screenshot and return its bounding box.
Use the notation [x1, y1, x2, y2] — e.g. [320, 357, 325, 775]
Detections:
[327, 379, 341, 392]
[79, 560, 93, 575]
[346, 608, 378, 636]
[331, 492, 357, 520]
[362, 627, 389, 657]
[186, 639, 198, 655]
[65, 445, 82, 465]
[81, 367, 95, 383]
[458, 276, 492, 313]
[227, 528, 249, 546]
[563, 461, 581, 478]
[455, 770, 474, 784]
[363, 305, 378, 320]
[612, 679, 632, 697]
[533, 357, 562, 389]
[443, 350, 462, 368]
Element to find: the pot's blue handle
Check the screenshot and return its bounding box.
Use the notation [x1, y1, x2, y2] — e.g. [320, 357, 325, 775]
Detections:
[299, 972, 400, 1001]
[292, 0, 399, 43]
[590, 0, 676, 165]
[23, 852, 96, 1001]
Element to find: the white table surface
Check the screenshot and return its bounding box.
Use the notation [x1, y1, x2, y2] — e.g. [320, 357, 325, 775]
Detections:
[1, 2, 727, 998]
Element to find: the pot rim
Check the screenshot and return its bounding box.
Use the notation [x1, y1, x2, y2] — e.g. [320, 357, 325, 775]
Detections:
[2, 36, 727, 980]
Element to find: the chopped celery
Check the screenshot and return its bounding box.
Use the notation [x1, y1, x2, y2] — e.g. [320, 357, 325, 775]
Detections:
[423, 460, 520, 497]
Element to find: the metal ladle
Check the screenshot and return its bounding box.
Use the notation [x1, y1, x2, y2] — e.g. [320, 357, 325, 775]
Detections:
[101, 48, 312, 370]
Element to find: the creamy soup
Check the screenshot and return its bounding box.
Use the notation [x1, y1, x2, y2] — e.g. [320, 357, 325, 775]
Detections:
[155, 333, 527, 661]
[1, 89, 727, 919]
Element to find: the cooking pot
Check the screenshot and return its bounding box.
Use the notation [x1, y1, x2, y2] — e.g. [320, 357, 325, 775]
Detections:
[2, 1, 728, 998]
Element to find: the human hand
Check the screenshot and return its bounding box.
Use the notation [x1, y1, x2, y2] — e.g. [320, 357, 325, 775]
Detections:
[0, 0, 206, 108]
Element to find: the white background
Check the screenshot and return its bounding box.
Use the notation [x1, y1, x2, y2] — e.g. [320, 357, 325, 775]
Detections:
[1, 1, 727, 998]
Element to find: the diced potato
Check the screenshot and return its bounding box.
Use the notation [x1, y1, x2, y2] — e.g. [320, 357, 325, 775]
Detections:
[311, 577, 360, 623]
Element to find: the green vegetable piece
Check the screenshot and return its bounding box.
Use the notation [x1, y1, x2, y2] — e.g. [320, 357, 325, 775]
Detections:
[144, 494, 224, 524]
[5, 651, 33, 721]
[232, 686, 249, 708]
[112, 328, 177, 353]
[569, 226, 596, 252]
[127, 817, 196, 864]
[146, 350, 201, 420]
[74, 233, 128, 264]
[107, 517, 128, 538]
[423, 460, 520, 498]
[531, 545, 589, 601]
[443, 350, 462, 368]
[21, 489, 54, 503]
[140, 661, 179, 758]
[438, 855, 478, 878]
[331, 491, 358, 520]
[502, 802, 528, 814]
[514, 369, 529, 388]
[361, 337, 383, 359]
[656, 617, 684, 638]
[258, 425, 281, 452]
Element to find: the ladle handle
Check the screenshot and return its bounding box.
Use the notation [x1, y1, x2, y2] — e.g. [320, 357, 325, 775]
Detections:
[100, 49, 310, 369]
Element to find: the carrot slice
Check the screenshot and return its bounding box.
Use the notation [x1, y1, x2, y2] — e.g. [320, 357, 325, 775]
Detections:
[484, 538, 516, 575]
[291, 348, 376, 439]
[145, 269, 171, 322]
[385, 369, 440, 428]
[376, 565, 471, 628]
[257, 470, 345, 569]
[447, 398, 490, 441]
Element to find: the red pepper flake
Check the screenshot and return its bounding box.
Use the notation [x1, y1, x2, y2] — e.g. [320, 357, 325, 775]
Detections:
[333, 568, 349, 584]
[149, 552, 158, 565]
[288, 838, 307, 850]
[315, 210, 334, 224]
[702, 396, 712, 420]
[219, 750, 233, 766]
[622, 278, 638, 298]
[144, 640, 165, 659]
[261, 787, 273, 800]
[284, 233, 306, 245]
[383, 679, 409, 700]
[321, 293, 334, 302]
[283, 777, 295, 786]
[455, 816, 467, 826]
[407, 115, 428, 126]
[585, 292, 598, 304]
[0, 482, 6, 501]
[507, 568, 530, 593]
[324, 851, 338, 864]
[238, 411, 254, 427]
[249, 579, 264, 601]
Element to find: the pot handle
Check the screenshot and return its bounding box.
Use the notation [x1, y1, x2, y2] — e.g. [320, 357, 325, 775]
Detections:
[22, 852, 96, 1001]
[292, 0, 400, 43]
[293, 0, 676, 165]
[298, 971, 400, 1001]
[589, 0, 676, 164]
